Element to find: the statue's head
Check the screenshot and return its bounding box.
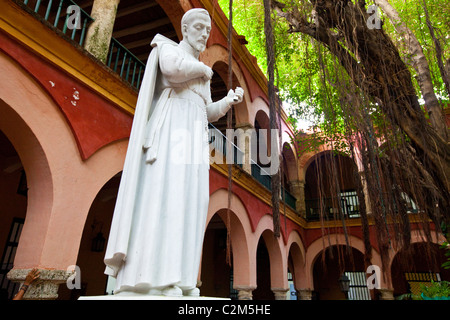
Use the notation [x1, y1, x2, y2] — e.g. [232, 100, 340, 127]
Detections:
[181, 8, 211, 53]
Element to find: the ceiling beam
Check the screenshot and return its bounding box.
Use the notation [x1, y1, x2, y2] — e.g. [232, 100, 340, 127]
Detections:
[123, 31, 177, 50]
[113, 17, 171, 38]
[78, 1, 94, 10]
[116, 1, 159, 18]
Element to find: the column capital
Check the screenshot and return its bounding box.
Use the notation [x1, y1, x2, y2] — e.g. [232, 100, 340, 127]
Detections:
[8, 268, 74, 300]
[271, 287, 289, 300]
[235, 122, 254, 130]
[297, 288, 313, 300]
[234, 285, 256, 300]
[289, 179, 305, 188]
[377, 288, 395, 300]
[288, 179, 306, 217]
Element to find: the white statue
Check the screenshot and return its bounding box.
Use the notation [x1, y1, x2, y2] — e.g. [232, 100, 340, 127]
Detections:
[104, 8, 244, 297]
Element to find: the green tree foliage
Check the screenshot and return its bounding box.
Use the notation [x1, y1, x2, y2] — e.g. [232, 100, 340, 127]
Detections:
[218, 0, 450, 275]
[219, 0, 449, 140]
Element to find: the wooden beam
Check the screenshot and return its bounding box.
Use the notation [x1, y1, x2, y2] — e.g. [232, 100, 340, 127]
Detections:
[78, 1, 94, 10]
[123, 31, 177, 49]
[113, 17, 171, 38]
[116, 1, 159, 18]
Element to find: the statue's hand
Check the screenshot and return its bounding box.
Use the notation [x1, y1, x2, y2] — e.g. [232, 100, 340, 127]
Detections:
[226, 87, 244, 105]
[202, 65, 213, 81]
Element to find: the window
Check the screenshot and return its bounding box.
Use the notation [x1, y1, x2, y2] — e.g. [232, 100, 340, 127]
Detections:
[345, 271, 371, 300]
[340, 190, 360, 218]
[0, 218, 24, 299]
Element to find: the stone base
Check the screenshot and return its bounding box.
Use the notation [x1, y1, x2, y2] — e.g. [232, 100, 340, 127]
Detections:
[78, 293, 230, 300]
[7, 268, 74, 300]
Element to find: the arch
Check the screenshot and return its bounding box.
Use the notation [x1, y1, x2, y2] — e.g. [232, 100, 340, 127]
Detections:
[201, 213, 234, 298]
[298, 147, 331, 182]
[303, 150, 361, 221]
[389, 233, 450, 297]
[250, 97, 270, 129]
[59, 172, 122, 299]
[0, 50, 128, 270]
[282, 141, 299, 183]
[207, 189, 253, 287]
[388, 229, 447, 272]
[254, 109, 271, 165]
[306, 234, 383, 289]
[281, 130, 296, 156]
[254, 108, 270, 131]
[312, 244, 367, 300]
[254, 214, 288, 291]
[286, 231, 308, 290]
[201, 44, 251, 125]
[0, 98, 53, 269]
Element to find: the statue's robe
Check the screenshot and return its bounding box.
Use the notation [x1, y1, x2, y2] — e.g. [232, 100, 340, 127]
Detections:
[104, 34, 229, 293]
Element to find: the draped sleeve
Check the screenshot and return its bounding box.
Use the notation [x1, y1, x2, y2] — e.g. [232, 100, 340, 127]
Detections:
[159, 44, 209, 83]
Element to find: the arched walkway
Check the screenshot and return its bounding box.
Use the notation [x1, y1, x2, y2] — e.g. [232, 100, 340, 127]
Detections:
[206, 189, 253, 292]
[253, 214, 288, 299]
[0, 50, 128, 299]
[306, 234, 384, 299]
[58, 172, 122, 299]
[286, 231, 307, 296]
[389, 230, 449, 298]
[202, 44, 251, 126]
[0, 128, 29, 299]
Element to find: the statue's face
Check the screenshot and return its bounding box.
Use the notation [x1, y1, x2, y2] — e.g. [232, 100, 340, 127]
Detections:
[183, 14, 211, 53]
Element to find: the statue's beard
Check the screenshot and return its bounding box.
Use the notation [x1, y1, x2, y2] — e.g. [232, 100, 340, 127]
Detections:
[193, 42, 206, 52]
[188, 38, 207, 53]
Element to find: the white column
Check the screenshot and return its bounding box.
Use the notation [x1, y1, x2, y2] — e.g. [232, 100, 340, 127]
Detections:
[289, 180, 306, 217]
[84, 0, 121, 63]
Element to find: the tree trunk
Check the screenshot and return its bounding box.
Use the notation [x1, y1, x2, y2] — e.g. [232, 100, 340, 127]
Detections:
[272, 0, 450, 219]
[374, 0, 448, 141]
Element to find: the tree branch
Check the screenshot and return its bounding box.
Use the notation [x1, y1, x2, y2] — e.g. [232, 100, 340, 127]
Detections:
[374, 0, 448, 141]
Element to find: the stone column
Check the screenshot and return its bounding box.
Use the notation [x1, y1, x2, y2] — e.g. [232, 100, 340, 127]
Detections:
[234, 123, 255, 175]
[378, 288, 395, 300]
[359, 171, 372, 215]
[235, 285, 255, 300]
[297, 289, 313, 300]
[272, 288, 289, 300]
[84, 0, 120, 63]
[7, 268, 74, 300]
[289, 180, 306, 217]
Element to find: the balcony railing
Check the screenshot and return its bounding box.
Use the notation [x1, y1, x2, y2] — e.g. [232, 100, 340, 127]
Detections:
[209, 124, 297, 211]
[107, 38, 146, 90]
[18, 0, 145, 90]
[20, 0, 94, 46]
[305, 191, 360, 221]
[305, 190, 420, 221]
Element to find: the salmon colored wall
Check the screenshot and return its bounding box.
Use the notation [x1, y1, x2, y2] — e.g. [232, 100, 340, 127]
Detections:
[0, 30, 132, 160]
[1, 0, 446, 300]
[0, 49, 128, 271]
[201, 44, 251, 125]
